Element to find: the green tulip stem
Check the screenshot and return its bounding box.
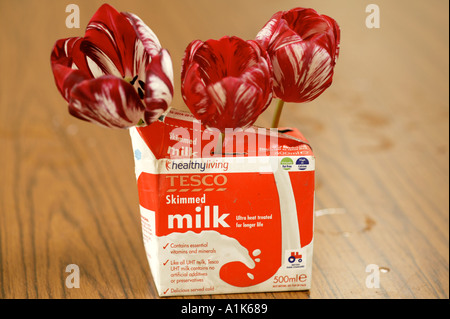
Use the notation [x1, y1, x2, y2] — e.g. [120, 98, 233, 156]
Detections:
[271, 99, 285, 129]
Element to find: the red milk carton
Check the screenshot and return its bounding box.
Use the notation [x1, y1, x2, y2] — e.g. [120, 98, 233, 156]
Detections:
[130, 108, 315, 296]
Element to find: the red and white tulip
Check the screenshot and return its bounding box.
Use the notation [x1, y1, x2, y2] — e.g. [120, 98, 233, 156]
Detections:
[256, 7, 340, 103]
[181, 36, 273, 132]
[50, 4, 174, 128]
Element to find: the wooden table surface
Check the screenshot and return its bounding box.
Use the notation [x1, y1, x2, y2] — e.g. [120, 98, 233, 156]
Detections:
[0, 0, 448, 299]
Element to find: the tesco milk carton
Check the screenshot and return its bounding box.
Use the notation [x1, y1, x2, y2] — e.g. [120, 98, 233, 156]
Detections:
[130, 108, 315, 296]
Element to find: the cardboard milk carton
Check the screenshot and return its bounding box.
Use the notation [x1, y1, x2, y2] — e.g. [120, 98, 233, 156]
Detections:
[130, 108, 315, 296]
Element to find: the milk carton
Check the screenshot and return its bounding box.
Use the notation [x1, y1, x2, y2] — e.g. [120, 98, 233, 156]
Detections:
[130, 108, 315, 296]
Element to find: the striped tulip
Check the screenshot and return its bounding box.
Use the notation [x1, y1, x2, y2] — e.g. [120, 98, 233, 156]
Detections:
[50, 4, 174, 128]
[256, 7, 340, 103]
[181, 36, 273, 132]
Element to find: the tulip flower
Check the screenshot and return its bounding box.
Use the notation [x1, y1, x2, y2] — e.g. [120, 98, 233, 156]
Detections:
[256, 7, 340, 128]
[181, 36, 273, 133]
[51, 4, 174, 128]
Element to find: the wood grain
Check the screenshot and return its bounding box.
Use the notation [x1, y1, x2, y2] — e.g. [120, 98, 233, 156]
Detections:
[0, 0, 448, 299]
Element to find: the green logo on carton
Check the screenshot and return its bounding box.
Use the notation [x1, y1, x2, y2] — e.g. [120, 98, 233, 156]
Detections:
[280, 157, 293, 170]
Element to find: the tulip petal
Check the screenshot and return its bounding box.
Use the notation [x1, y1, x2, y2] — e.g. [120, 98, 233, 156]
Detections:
[68, 76, 145, 128]
[182, 63, 211, 117]
[143, 49, 174, 123]
[181, 40, 212, 119]
[272, 39, 334, 102]
[122, 12, 162, 57]
[321, 15, 341, 62]
[204, 78, 267, 131]
[181, 39, 204, 82]
[51, 37, 91, 101]
[241, 42, 273, 113]
[181, 36, 273, 131]
[241, 65, 273, 113]
[196, 37, 263, 84]
[77, 4, 138, 78]
[255, 11, 283, 49]
[266, 19, 303, 52]
[282, 8, 330, 40]
[122, 11, 164, 84]
[122, 11, 173, 124]
[204, 78, 241, 130]
[50, 37, 81, 69]
[255, 7, 340, 103]
[51, 63, 91, 102]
